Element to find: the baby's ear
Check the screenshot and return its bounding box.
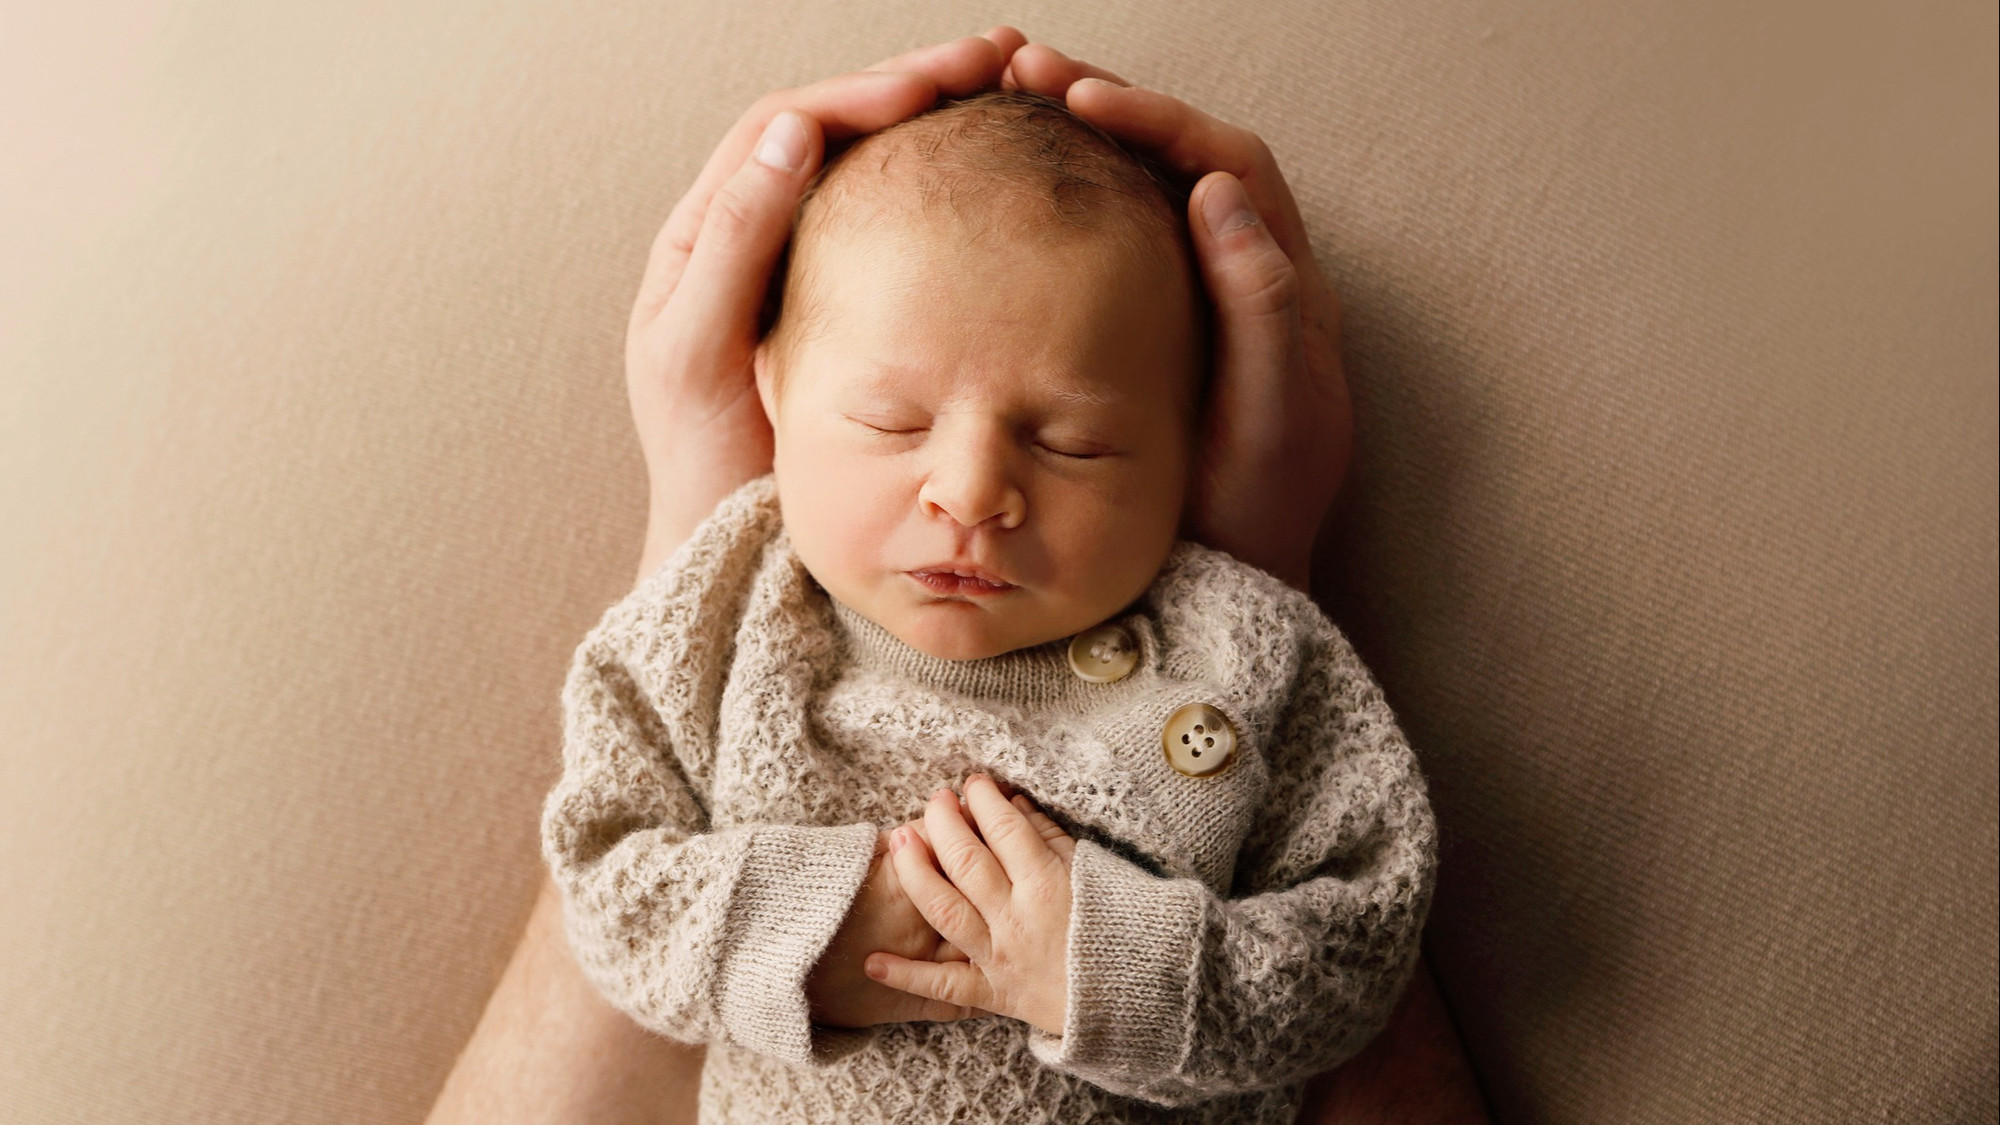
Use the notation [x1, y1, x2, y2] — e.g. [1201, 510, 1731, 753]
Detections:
[751, 342, 780, 427]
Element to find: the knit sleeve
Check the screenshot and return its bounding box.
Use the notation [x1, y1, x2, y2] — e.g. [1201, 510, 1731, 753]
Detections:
[1025, 614, 1438, 1107]
[539, 625, 882, 1068]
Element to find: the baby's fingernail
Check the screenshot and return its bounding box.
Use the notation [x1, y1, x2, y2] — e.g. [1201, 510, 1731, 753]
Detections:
[1200, 173, 1259, 237]
[866, 957, 888, 980]
[754, 111, 808, 173]
[891, 829, 906, 851]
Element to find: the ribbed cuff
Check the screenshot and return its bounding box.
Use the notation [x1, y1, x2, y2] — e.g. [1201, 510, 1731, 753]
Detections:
[713, 822, 879, 1065]
[1027, 838, 1206, 1084]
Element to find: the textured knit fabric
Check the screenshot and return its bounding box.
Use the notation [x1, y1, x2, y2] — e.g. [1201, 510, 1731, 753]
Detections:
[541, 476, 1438, 1123]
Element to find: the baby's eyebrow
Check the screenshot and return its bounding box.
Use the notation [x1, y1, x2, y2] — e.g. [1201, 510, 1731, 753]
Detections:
[858, 362, 1120, 411]
[1043, 383, 1117, 410]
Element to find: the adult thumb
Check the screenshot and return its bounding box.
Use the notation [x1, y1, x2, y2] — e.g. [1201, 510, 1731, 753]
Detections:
[1189, 171, 1305, 419]
[664, 110, 823, 357]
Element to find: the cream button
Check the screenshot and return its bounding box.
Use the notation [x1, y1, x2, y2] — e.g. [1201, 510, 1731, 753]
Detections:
[1067, 623, 1139, 684]
[1162, 703, 1238, 777]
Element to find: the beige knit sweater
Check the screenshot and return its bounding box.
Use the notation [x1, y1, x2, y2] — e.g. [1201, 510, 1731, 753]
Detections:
[541, 476, 1438, 1123]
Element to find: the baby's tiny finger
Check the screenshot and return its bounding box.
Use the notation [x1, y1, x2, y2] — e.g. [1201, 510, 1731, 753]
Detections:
[865, 953, 993, 1014]
[1011, 795, 1058, 837]
[898, 991, 982, 1023]
[1012, 794, 1077, 859]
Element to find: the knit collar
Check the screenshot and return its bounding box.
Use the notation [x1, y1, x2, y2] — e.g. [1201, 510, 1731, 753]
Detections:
[825, 592, 1145, 712]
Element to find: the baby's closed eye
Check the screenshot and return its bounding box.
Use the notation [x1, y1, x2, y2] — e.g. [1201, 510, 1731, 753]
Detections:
[843, 412, 1115, 460]
[1033, 432, 1112, 459]
[846, 413, 927, 436]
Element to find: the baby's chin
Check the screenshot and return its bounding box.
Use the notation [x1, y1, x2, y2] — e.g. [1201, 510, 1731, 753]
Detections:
[888, 602, 1056, 662]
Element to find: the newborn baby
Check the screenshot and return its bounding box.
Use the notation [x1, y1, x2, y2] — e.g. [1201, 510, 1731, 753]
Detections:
[542, 90, 1437, 1124]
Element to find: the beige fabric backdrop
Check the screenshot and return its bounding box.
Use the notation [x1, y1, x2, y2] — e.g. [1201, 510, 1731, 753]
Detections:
[2, 1, 1993, 1122]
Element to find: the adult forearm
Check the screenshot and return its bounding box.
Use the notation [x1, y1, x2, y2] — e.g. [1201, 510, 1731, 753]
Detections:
[426, 876, 705, 1125]
[636, 501, 692, 589]
[1295, 956, 1491, 1124]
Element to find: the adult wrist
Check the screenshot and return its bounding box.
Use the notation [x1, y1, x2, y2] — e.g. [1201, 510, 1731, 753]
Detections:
[632, 461, 766, 586]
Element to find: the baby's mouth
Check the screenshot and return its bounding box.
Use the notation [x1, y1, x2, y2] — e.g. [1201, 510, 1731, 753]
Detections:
[907, 568, 1017, 597]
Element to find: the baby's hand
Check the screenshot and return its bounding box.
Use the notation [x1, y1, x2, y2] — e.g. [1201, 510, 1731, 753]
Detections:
[867, 775, 1078, 1038]
[806, 820, 983, 1028]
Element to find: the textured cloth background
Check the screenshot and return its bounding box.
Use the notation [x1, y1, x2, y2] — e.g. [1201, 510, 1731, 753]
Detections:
[0, 2, 1993, 1123]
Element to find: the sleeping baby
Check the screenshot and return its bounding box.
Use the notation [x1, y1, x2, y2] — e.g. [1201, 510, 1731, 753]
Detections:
[541, 89, 1437, 1124]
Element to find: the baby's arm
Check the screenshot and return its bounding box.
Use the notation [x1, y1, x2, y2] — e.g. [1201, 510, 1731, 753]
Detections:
[541, 631, 884, 1067]
[1026, 611, 1438, 1107]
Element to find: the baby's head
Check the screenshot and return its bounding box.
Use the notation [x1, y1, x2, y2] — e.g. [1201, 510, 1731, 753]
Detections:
[754, 91, 1207, 661]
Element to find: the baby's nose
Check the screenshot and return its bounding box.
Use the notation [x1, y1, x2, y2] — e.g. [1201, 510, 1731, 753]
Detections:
[918, 448, 1025, 529]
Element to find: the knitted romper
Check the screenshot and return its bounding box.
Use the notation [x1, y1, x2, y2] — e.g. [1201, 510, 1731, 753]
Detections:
[541, 476, 1438, 1123]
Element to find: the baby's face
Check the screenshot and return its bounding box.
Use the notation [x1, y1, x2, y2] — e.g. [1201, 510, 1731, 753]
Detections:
[756, 215, 1200, 661]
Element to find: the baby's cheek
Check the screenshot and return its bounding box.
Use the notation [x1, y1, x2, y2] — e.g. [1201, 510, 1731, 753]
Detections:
[1056, 480, 1179, 587]
[779, 443, 899, 582]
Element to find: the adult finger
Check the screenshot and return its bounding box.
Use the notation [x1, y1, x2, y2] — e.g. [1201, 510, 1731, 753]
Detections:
[1003, 41, 1131, 97]
[892, 825, 992, 961]
[1010, 794, 1077, 863]
[653, 110, 824, 374]
[921, 788, 1014, 916]
[977, 25, 1028, 61]
[865, 30, 1018, 95]
[1189, 169, 1309, 434]
[961, 774, 1058, 887]
[635, 70, 933, 328]
[1061, 79, 1317, 274]
[865, 951, 994, 1014]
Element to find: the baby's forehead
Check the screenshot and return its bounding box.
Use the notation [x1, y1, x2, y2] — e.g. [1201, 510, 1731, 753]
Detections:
[841, 355, 1125, 406]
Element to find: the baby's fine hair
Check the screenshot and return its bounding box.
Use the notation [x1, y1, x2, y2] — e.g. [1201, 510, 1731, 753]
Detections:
[761, 89, 1208, 365]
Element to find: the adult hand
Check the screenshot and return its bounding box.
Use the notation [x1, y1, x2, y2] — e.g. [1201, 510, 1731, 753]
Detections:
[626, 27, 1028, 583]
[1005, 46, 1352, 593]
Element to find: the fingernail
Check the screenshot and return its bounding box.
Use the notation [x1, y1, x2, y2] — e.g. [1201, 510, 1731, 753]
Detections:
[754, 111, 807, 173]
[1201, 174, 1259, 237]
[866, 957, 888, 980]
[891, 829, 906, 851]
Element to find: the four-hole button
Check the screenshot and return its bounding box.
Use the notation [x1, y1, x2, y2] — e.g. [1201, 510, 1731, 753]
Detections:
[1161, 702, 1238, 777]
[1066, 623, 1139, 684]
